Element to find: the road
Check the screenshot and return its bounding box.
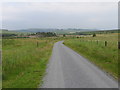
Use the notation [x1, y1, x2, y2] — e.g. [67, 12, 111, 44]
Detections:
[42, 41, 118, 88]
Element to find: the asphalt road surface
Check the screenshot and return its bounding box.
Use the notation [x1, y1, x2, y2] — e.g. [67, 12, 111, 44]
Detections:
[42, 41, 118, 88]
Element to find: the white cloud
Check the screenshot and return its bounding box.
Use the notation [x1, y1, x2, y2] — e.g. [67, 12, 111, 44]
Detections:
[1, 0, 119, 2]
[2, 2, 117, 17]
[1, 2, 118, 29]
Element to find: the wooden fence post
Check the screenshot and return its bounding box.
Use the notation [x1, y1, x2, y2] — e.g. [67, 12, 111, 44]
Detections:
[118, 42, 120, 49]
[37, 42, 38, 47]
[105, 41, 107, 46]
[97, 40, 98, 45]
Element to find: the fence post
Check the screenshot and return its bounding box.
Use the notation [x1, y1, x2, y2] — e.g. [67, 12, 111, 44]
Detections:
[105, 41, 107, 46]
[37, 42, 38, 47]
[97, 40, 98, 45]
[118, 42, 120, 49]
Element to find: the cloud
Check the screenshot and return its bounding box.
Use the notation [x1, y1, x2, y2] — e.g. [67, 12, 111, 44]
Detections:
[2, 2, 118, 29]
[1, 0, 119, 2]
[3, 2, 117, 13]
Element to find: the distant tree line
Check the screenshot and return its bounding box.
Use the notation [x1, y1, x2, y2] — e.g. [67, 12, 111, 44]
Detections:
[2, 32, 57, 38]
[2, 34, 17, 37]
[35, 32, 57, 37]
[75, 30, 119, 35]
[75, 32, 91, 35]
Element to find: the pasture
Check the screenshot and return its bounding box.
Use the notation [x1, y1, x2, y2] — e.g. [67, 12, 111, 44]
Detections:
[2, 38, 55, 88]
[2, 32, 119, 88]
[64, 33, 119, 79]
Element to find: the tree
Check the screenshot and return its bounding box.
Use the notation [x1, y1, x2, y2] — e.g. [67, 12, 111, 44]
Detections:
[36, 32, 56, 37]
[93, 33, 96, 37]
[63, 34, 66, 37]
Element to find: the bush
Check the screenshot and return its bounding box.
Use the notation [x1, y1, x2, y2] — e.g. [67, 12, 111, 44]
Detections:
[63, 34, 66, 37]
[93, 33, 96, 37]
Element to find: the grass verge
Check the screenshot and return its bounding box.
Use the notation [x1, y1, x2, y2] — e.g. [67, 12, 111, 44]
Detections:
[2, 38, 54, 88]
[64, 34, 118, 80]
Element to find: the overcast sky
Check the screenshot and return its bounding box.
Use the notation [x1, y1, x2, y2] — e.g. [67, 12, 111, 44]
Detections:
[1, 0, 118, 30]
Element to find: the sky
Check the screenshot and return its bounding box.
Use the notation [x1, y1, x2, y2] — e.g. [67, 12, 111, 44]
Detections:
[0, 0, 119, 30]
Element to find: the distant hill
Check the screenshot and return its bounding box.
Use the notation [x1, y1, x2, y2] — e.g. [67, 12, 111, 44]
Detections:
[75, 29, 119, 35]
[1, 28, 119, 35]
[11, 28, 99, 34]
[1, 29, 32, 35]
[12, 28, 57, 33]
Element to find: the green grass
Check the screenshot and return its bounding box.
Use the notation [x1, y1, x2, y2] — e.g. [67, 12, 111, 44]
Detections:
[2, 33, 119, 88]
[2, 38, 55, 88]
[64, 33, 118, 79]
[1, 30, 32, 35]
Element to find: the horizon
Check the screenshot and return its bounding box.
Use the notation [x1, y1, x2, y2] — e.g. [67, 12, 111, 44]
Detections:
[1, 28, 119, 31]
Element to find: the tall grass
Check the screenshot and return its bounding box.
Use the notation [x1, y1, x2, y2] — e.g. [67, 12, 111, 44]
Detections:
[2, 38, 54, 88]
[64, 33, 118, 79]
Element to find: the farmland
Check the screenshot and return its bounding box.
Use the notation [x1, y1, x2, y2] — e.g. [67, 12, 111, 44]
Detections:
[2, 38, 56, 88]
[64, 33, 119, 79]
[2, 29, 119, 88]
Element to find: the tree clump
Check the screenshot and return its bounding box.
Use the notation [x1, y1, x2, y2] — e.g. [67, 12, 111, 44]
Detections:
[93, 33, 96, 37]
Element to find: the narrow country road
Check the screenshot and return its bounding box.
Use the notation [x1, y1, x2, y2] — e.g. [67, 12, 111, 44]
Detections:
[42, 41, 118, 88]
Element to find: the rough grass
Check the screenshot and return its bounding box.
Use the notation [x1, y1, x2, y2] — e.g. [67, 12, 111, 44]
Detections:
[0, 38, 1, 89]
[64, 33, 118, 79]
[2, 38, 55, 88]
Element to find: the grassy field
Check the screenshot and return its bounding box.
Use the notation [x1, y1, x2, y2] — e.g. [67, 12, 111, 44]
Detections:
[1, 30, 32, 35]
[64, 33, 119, 79]
[0, 29, 1, 89]
[2, 32, 119, 88]
[2, 38, 56, 88]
